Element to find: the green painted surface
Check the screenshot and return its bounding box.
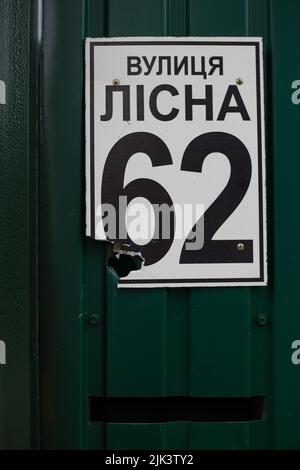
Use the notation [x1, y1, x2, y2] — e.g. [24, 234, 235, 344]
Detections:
[107, 422, 267, 450]
[40, 0, 273, 450]
[1, 0, 299, 450]
[0, 0, 38, 449]
[39, 0, 86, 450]
[271, 0, 300, 450]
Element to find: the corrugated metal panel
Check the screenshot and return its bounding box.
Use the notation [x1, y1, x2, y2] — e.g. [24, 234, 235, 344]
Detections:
[0, 0, 38, 450]
[38, 0, 300, 450]
[271, 0, 300, 449]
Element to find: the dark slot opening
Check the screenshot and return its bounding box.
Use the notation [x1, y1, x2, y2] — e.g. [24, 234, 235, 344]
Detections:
[89, 396, 265, 423]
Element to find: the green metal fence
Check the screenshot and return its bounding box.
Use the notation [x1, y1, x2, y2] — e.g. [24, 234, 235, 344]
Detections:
[1, 0, 300, 450]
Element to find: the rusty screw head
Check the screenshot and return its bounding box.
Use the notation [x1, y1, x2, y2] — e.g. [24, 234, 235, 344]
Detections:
[236, 78, 243, 85]
[237, 242, 245, 251]
[113, 242, 122, 252]
[112, 78, 120, 86]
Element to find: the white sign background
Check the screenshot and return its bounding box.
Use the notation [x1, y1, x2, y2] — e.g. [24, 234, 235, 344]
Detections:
[86, 37, 267, 288]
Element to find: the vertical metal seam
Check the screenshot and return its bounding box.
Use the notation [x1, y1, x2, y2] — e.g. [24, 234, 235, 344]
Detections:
[245, 0, 249, 36]
[185, 0, 190, 36]
[162, 0, 168, 35]
[104, 0, 109, 37]
[31, 0, 43, 450]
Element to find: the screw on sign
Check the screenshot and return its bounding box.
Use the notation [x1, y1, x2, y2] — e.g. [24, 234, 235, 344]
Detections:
[86, 37, 267, 288]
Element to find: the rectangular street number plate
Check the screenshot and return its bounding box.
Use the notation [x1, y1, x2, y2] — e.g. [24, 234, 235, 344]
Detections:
[86, 37, 267, 288]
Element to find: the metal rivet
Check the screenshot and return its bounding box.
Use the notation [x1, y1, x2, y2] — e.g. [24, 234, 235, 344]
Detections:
[112, 79, 120, 86]
[237, 242, 245, 251]
[88, 314, 100, 326]
[256, 313, 269, 326]
[236, 78, 243, 85]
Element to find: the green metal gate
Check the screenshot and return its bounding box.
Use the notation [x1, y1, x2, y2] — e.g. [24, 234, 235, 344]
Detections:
[1, 0, 300, 450]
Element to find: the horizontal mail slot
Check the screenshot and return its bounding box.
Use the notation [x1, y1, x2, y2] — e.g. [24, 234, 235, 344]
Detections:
[89, 396, 265, 423]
